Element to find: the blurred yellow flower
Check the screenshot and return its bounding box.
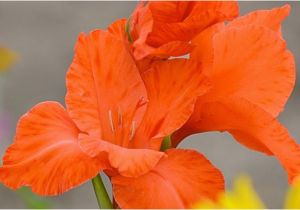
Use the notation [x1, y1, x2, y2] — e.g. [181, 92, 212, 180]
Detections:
[285, 177, 300, 208]
[195, 175, 300, 209]
[0, 47, 16, 72]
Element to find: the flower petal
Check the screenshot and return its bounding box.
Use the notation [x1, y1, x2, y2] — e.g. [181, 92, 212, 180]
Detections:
[147, 1, 239, 46]
[228, 4, 291, 35]
[175, 96, 300, 183]
[65, 30, 147, 146]
[131, 1, 238, 59]
[112, 149, 224, 208]
[0, 102, 106, 195]
[191, 4, 291, 71]
[196, 25, 295, 117]
[148, 1, 195, 23]
[131, 2, 154, 60]
[151, 41, 193, 58]
[134, 40, 193, 61]
[107, 18, 127, 39]
[191, 22, 225, 73]
[79, 134, 164, 177]
[133, 59, 211, 149]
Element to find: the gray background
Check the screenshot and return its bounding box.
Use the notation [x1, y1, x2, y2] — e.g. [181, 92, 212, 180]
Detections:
[0, 1, 299, 208]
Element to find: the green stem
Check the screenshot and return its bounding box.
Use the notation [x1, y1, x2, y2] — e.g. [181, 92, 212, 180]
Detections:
[160, 135, 172, 151]
[125, 16, 133, 43]
[92, 174, 113, 209]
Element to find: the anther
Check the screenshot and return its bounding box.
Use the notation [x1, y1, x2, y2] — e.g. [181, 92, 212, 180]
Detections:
[130, 121, 136, 140]
[108, 110, 115, 133]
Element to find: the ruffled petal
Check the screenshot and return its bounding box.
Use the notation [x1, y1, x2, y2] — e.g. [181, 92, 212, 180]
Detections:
[112, 149, 224, 208]
[189, 1, 239, 18]
[194, 25, 295, 117]
[191, 4, 291, 70]
[107, 18, 127, 40]
[228, 4, 291, 35]
[65, 30, 147, 146]
[0, 102, 106, 195]
[79, 134, 164, 178]
[131, 1, 239, 59]
[147, 1, 195, 23]
[174, 96, 300, 183]
[147, 1, 239, 46]
[131, 2, 154, 60]
[133, 59, 211, 149]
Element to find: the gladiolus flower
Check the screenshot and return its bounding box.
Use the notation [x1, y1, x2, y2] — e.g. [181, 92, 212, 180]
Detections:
[1, 1, 299, 209]
[0, 28, 224, 208]
[173, 4, 300, 183]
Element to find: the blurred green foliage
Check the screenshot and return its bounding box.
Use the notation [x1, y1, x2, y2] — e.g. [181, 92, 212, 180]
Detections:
[17, 187, 52, 209]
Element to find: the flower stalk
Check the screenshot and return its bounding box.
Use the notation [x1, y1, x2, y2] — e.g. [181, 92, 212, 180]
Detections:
[160, 135, 172, 151]
[92, 174, 113, 209]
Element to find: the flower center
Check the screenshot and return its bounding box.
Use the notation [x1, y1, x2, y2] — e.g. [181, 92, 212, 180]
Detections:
[107, 108, 137, 147]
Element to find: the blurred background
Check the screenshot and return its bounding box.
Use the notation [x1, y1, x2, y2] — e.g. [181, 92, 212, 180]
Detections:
[0, 1, 299, 208]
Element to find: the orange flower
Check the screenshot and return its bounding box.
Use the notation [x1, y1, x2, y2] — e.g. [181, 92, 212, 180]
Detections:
[173, 4, 300, 183]
[0, 29, 224, 208]
[129, 1, 239, 60]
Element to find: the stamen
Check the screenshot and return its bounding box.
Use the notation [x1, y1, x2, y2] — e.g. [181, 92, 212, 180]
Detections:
[118, 106, 123, 127]
[108, 110, 115, 133]
[130, 121, 136, 140]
